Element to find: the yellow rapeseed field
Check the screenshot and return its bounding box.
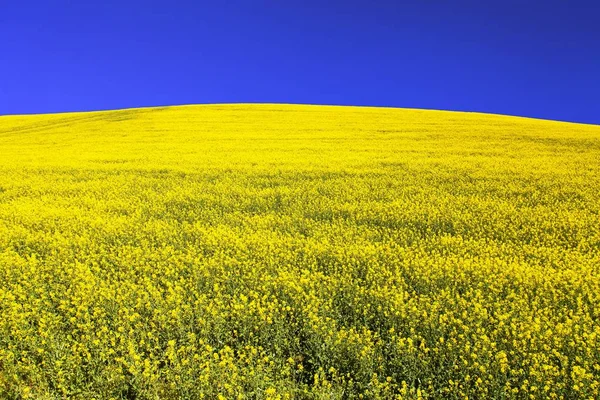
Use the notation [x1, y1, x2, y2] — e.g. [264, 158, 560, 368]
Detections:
[0, 104, 599, 399]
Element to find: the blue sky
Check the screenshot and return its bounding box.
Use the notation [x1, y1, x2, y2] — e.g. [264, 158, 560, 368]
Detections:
[1, 0, 599, 124]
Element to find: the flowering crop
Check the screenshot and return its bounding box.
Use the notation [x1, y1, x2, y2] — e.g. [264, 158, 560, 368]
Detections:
[0, 104, 599, 399]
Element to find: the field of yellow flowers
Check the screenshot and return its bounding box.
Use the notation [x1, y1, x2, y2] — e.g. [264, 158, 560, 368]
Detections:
[0, 104, 599, 399]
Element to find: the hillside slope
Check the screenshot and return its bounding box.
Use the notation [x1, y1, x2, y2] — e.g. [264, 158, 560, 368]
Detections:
[1, 104, 599, 399]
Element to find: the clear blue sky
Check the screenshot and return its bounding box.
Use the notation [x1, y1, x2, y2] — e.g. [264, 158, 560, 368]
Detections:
[1, 0, 599, 124]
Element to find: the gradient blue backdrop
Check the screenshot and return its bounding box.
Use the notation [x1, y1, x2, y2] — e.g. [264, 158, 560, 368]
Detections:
[1, 0, 599, 124]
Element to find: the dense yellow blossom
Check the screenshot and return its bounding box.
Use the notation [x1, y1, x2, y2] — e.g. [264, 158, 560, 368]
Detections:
[0, 104, 599, 399]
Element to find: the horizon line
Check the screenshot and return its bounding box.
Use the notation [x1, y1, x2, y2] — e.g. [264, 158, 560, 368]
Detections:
[1, 102, 599, 127]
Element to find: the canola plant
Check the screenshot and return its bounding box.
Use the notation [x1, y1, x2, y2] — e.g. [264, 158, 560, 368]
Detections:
[0, 104, 599, 399]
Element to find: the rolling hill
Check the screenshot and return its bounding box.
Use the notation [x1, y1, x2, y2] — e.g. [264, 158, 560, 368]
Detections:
[1, 104, 599, 399]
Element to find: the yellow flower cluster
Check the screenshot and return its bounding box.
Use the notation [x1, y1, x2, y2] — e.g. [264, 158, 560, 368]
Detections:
[0, 104, 599, 399]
